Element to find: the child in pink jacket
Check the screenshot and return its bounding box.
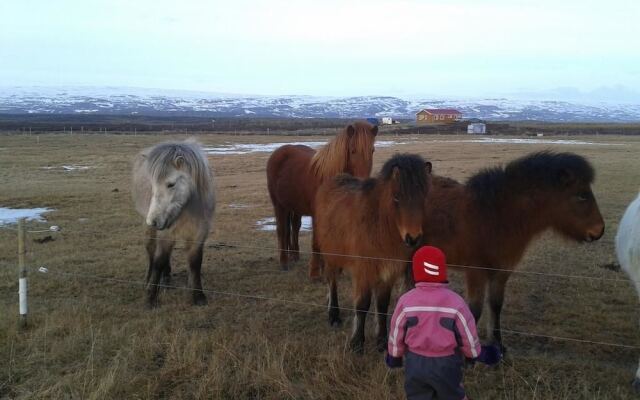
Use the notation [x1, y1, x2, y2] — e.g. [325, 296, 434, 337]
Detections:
[386, 246, 501, 400]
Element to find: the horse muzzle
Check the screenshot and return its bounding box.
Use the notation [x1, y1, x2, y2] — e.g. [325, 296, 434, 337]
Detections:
[585, 225, 605, 242]
[404, 233, 423, 248]
[147, 216, 169, 230]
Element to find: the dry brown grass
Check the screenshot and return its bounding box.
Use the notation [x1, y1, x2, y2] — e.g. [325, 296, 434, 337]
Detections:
[1, 132, 640, 399]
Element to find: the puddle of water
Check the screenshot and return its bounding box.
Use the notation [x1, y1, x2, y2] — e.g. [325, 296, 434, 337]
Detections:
[256, 216, 312, 232]
[0, 207, 54, 226]
[429, 138, 622, 146]
[42, 165, 94, 171]
[204, 140, 399, 155]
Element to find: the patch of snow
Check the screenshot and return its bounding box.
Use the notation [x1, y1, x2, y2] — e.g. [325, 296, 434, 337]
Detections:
[256, 216, 312, 232]
[0, 207, 54, 226]
[42, 165, 93, 171]
[228, 203, 251, 209]
[428, 138, 622, 146]
[204, 140, 400, 155]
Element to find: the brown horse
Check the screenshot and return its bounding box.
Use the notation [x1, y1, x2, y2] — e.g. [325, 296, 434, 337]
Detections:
[266, 121, 377, 271]
[314, 154, 432, 353]
[422, 151, 605, 351]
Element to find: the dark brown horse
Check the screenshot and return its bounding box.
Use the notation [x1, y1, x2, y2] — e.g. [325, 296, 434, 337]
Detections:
[422, 151, 605, 351]
[266, 121, 377, 271]
[314, 154, 432, 353]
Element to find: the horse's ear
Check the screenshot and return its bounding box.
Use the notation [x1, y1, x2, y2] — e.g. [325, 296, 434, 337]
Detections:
[371, 125, 378, 136]
[425, 161, 432, 174]
[391, 165, 400, 181]
[346, 124, 355, 137]
[174, 155, 185, 169]
[558, 168, 576, 187]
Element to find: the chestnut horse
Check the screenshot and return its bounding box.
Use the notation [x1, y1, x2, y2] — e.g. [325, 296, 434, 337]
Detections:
[314, 154, 432, 353]
[422, 151, 605, 351]
[266, 121, 377, 271]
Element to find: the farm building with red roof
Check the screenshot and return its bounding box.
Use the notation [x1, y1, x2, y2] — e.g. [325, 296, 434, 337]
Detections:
[416, 109, 462, 125]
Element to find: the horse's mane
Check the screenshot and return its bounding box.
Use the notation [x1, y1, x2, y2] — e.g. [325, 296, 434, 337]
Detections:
[334, 174, 377, 193]
[335, 153, 429, 197]
[379, 153, 430, 198]
[466, 151, 594, 207]
[145, 140, 214, 205]
[310, 121, 376, 180]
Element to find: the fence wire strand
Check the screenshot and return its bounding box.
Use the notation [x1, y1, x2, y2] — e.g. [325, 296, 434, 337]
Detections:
[2, 223, 628, 283]
[10, 264, 638, 351]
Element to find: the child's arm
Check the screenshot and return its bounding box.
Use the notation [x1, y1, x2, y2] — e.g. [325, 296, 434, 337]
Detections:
[455, 304, 482, 359]
[387, 299, 407, 362]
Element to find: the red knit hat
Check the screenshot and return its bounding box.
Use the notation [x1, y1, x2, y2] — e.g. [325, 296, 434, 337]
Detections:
[412, 246, 448, 283]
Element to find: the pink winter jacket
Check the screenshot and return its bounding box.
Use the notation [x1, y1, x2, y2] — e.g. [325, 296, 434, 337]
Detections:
[388, 282, 481, 359]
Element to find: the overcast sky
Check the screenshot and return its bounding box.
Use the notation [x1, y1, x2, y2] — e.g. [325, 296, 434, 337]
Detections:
[1, 0, 639, 99]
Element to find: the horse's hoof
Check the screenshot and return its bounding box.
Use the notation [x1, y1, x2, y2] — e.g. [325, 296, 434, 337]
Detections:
[290, 253, 300, 262]
[490, 341, 507, 356]
[632, 377, 640, 393]
[376, 337, 388, 353]
[329, 315, 342, 328]
[160, 276, 172, 289]
[146, 298, 159, 310]
[192, 293, 208, 306]
[281, 264, 289, 271]
[349, 338, 365, 354]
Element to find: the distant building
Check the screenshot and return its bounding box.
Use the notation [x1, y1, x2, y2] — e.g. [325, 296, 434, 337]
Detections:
[381, 117, 393, 125]
[416, 109, 462, 125]
[467, 122, 487, 134]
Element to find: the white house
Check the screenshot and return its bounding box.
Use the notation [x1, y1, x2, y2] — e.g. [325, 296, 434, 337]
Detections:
[381, 117, 393, 125]
[467, 122, 487, 134]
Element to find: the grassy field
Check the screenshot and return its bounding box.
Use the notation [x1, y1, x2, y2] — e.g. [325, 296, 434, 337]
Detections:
[1, 132, 640, 399]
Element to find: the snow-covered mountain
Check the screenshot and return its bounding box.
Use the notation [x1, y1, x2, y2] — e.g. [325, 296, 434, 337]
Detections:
[0, 86, 639, 122]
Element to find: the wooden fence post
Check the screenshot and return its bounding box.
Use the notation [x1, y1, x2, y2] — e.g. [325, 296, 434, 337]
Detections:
[18, 218, 28, 328]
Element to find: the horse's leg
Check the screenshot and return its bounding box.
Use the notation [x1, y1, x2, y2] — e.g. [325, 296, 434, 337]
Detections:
[402, 261, 415, 293]
[309, 229, 324, 281]
[487, 271, 511, 353]
[186, 241, 207, 306]
[160, 238, 172, 287]
[350, 284, 372, 354]
[145, 227, 156, 283]
[327, 269, 342, 327]
[274, 205, 290, 270]
[634, 353, 640, 392]
[375, 284, 393, 352]
[466, 270, 487, 329]
[289, 212, 301, 263]
[147, 236, 173, 309]
[634, 287, 640, 391]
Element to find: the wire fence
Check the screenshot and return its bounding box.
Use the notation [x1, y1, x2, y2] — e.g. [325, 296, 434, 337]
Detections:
[1, 220, 637, 353]
[10, 263, 640, 351]
[1, 223, 629, 283]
